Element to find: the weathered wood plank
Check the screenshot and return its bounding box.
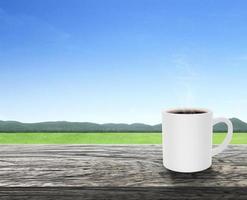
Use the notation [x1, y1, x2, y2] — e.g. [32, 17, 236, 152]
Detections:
[0, 187, 246, 200]
[0, 145, 246, 188]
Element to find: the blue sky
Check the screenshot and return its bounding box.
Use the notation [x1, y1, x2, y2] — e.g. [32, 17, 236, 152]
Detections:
[0, 0, 247, 124]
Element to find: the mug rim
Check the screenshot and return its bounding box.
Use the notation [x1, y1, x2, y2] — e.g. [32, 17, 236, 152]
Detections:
[163, 107, 212, 115]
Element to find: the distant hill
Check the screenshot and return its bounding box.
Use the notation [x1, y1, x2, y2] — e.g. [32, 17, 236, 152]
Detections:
[213, 118, 247, 132]
[0, 118, 246, 132]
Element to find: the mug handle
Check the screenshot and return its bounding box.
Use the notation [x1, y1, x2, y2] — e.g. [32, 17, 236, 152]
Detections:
[212, 117, 233, 156]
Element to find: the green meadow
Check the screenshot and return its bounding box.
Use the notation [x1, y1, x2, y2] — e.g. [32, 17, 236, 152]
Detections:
[0, 132, 246, 144]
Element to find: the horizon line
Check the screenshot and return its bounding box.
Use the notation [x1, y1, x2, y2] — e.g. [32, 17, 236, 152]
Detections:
[0, 117, 243, 125]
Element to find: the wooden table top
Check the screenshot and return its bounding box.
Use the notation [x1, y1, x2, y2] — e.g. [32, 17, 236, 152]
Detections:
[0, 145, 246, 199]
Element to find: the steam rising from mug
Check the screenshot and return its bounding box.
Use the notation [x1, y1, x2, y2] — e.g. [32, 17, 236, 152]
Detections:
[172, 54, 199, 107]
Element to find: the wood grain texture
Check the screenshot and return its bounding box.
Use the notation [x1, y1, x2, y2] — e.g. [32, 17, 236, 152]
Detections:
[0, 145, 246, 199]
[0, 187, 246, 200]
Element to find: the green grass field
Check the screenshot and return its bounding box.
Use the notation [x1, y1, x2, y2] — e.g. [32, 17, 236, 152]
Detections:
[0, 132, 246, 144]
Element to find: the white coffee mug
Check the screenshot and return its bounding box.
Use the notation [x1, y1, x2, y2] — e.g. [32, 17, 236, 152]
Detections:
[162, 108, 233, 173]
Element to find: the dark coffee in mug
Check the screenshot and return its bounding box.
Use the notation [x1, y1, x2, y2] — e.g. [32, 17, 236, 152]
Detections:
[168, 109, 206, 114]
